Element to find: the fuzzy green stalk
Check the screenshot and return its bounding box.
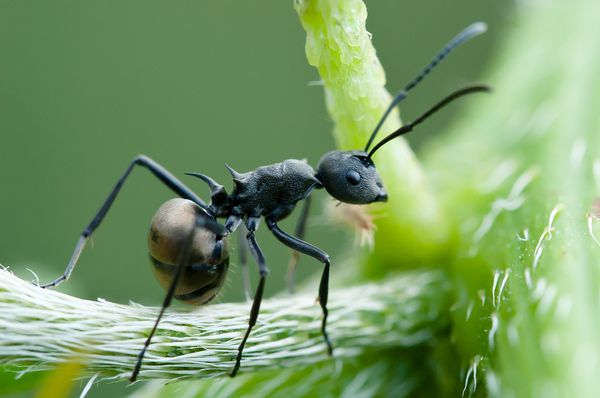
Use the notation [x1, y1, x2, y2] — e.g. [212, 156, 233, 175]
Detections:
[422, 1, 600, 396]
[0, 268, 450, 383]
[295, 0, 450, 275]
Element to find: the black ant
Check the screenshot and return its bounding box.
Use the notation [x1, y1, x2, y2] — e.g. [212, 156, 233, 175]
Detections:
[36, 22, 490, 380]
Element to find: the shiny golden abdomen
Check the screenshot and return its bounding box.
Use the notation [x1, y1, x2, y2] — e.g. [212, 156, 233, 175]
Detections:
[148, 198, 229, 305]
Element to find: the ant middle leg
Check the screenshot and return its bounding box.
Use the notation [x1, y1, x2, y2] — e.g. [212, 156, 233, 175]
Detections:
[267, 218, 333, 355]
[230, 216, 268, 377]
[237, 225, 252, 302]
[39, 155, 222, 289]
[223, 214, 252, 301]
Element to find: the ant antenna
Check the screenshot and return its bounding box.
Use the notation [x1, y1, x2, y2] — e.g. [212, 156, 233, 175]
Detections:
[367, 84, 491, 158]
[363, 22, 488, 152]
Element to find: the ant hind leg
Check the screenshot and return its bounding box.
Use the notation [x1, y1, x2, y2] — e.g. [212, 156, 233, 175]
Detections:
[39, 155, 217, 289]
[129, 213, 217, 382]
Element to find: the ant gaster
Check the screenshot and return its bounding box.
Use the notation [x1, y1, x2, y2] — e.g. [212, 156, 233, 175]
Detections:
[37, 22, 490, 380]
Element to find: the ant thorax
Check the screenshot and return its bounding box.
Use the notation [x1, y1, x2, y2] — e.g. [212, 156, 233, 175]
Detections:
[226, 159, 321, 220]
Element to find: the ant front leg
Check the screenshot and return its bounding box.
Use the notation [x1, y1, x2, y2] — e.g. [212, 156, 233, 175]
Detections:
[39, 155, 220, 289]
[267, 218, 333, 355]
[230, 216, 268, 377]
[286, 196, 311, 294]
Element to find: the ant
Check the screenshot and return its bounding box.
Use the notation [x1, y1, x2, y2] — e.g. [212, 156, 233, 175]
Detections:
[36, 22, 490, 380]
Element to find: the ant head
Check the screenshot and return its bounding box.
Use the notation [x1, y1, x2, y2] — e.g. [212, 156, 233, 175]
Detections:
[317, 23, 490, 206]
[316, 150, 387, 204]
[316, 84, 490, 205]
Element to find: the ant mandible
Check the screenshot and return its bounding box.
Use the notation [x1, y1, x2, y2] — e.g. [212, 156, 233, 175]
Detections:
[37, 22, 490, 380]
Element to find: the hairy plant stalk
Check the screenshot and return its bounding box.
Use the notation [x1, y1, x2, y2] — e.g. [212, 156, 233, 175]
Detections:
[0, 268, 450, 382]
[422, 1, 600, 396]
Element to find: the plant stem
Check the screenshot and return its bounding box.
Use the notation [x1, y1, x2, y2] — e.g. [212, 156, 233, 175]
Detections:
[295, 0, 450, 275]
[0, 268, 450, 382]
[423, 1, 600, 396]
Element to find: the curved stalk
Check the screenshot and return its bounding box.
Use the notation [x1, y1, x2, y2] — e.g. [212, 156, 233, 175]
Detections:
[0, 268, 450, 382]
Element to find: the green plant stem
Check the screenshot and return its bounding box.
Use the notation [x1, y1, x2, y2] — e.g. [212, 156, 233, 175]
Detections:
[0, 268, 450, 382]
[422, 1, 600, 396]
[295, 0, 450, 274]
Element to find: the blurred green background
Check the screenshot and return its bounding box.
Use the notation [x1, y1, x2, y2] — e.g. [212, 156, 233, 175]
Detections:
[0, 1, 508, 396]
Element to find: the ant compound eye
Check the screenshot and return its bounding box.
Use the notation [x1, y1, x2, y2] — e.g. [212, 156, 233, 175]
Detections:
[345, 170, 361, 185]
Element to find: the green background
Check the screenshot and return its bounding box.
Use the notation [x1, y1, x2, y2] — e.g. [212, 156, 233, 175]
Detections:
[0, 1, 507, 396]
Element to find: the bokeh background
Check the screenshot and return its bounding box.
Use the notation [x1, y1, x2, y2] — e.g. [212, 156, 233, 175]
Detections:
[0, 1, 509, 396]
